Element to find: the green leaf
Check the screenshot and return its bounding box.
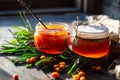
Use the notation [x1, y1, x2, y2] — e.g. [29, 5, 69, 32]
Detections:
[0, 48, 19, 53]
[11, 53, 38, 64]
[67, 59, 78, 75]
[35, 57, 52, 67]
[60, 55, 68, 59]
[26, 64, 33, 68]
[12, 26, 27, 32]
[1, 45, 17, 49]
[19, 12, 34, 33]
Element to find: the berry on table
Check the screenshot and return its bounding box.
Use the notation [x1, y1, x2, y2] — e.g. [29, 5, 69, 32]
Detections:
[13, 73, 19, 80]
[51, 72, 59, 78]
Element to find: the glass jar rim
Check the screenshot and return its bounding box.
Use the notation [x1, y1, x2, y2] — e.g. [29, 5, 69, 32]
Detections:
[76, 25, 109, 39]
[36, 22, 69, 31]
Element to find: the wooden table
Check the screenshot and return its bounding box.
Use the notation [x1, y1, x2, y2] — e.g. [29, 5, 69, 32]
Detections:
[0, 14, 118, 80]
[0, 27, 117, 80]
[0, 27, 52, 80]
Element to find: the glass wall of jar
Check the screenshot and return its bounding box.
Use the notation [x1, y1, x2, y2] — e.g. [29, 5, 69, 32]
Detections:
[34, 22, 71, 54]
[71, 22, 111, 58]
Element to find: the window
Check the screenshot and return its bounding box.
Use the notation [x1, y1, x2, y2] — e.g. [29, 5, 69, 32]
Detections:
[0, 0, 82, 15]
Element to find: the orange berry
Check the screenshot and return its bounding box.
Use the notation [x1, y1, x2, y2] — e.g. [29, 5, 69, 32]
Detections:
[59, 62, 66, 66]
[13, 73, 19, 80]
[30, 57, 36, 63]
[55, 67, 61, 72]
[51, 72, 59, 78]
[78, 71, 85, 77]
[80, 76, 86, 80]
[91, 65, 96, 71]
[26, 58, 31, 64]
[96, 66, 102, 72]
[40, 55, 46, 60]
[73, 74, 80, 80]
[53, 64, 59, 69]
[59, 64, 65, 68]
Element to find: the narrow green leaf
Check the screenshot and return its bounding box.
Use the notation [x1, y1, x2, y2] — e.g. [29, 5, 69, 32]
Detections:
[67, 60, 78, 74]
[0, 48, 18, 53]
[35, 57, 52, 67]
[11, 53, 38, 64]
[12, 26, 27, 32]
[26, 64, 33, 68]
[60, 55, 68, 59]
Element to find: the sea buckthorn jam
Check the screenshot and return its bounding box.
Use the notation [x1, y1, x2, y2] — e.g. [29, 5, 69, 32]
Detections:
[72, 24, 111, 58]
[34, 22, 70, 54]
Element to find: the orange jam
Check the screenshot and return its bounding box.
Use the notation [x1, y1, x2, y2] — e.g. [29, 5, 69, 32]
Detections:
[34, 22, 70, 54]
[72, 25, 111, 58]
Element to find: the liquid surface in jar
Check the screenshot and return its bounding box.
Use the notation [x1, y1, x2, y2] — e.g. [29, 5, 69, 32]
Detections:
[34, 24, 70, 54]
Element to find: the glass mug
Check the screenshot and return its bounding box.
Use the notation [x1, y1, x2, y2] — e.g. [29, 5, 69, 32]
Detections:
[72, 23, 111, 58]
[34, 22, 70, 54]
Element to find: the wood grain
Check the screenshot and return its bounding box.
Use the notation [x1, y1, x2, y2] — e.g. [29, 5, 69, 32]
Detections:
[0, 56, 51, 80]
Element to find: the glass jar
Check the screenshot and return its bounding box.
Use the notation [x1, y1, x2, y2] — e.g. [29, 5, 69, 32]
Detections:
[34, 22, 70, 54]
[72, 23, 111, 58]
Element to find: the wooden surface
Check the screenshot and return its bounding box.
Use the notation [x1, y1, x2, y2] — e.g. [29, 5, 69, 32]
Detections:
[0, 14, 118, 80]
[0, 27, 117, 80]
[0, 27, 51, 80]
[0, 57, 51, 80]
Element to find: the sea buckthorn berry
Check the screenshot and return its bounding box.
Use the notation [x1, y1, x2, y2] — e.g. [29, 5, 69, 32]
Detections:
[40, 55, 46, 60]
[53, 64, 59, 69]
[91, 65, 97, 71]
[78, 71, 85, 77]
[30, 57, 36, 63]
[80, 76, 86, 80]
[26, 58, 31, 64]
[51, 72, 59, 78]
[59, 64, 65, 68]
[73, 74, 80, 80]
[55, 67, 61, 72]
[96, 66, 102, 72]
[13, 73, 19, 80]
[59, 62, 66, 66]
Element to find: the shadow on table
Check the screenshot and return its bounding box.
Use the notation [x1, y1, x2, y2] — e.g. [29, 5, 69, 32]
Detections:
[0, 68, 12, 80]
